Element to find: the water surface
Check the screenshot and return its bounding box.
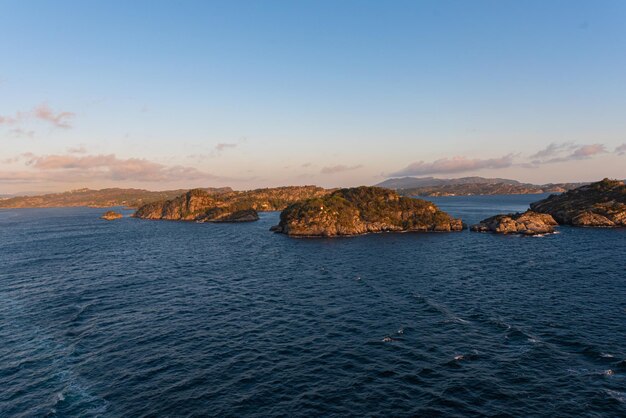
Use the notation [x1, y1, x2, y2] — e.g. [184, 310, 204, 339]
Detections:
[1, 195, 625, 417]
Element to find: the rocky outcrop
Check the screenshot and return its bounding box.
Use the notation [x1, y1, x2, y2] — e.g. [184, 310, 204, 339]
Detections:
[197, 208, 259, 223]
[270, 186, 465, 237]
[133, 186, 329, 222]
[530, 179, 626, 227]
[470, 210, 557, 235]
[101, 210, 123, 221]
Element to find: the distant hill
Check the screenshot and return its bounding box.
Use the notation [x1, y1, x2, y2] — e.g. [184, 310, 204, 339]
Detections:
[375, 177, 586, 196]
[0, 187, 233, 209]
[376, 176, 521, 189]
[398, 183, 586, 197]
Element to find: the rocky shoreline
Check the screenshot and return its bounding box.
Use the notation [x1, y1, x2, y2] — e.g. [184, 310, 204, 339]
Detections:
[470, 211, 558, 235]
[101, 210, 123, 221]
[133, 186, 329, 222]
[117, 179, 626, 237]
[530, 179, 626, 227]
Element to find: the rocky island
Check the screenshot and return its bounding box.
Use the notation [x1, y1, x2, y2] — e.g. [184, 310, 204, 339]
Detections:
[133, 186, 329, 222]
[530, 179, 626, 227]
[101, 210, 123, 221]
[270, 186, 465, 237]
[471, 210, 558, 235]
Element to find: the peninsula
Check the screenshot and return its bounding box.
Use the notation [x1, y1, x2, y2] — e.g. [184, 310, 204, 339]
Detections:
[133, 186, 329, 222]
[530, 179, 626, 227]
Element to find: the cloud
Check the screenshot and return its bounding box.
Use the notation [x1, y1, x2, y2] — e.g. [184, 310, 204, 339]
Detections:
[1, 153, 223, 184]
[67, 145, 87, 154]
[301, 162, 313, 168]
[0, 112, 25, 125]
[1, 103, 75, 131]
[215, 143, 237, 152]
[391, 155, 514, 177]
[616, 144, 626, 155]
[531, 143, 607, 164]
[320, 164, 363, 175]
[570, 143, 606, 158]
[529, 142, 577, 159]
[33, 104, 75, 128]
[8, 128, 35, 138]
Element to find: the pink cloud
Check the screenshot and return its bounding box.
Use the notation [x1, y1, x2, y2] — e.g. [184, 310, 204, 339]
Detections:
[570, 143, 606, 158]
[33, 104, 75, 128]
[1, 103, 75, 131]
[391, 155, 514, 177]
[532, 143, 607, 164]
[2, 153, 223, 184]
[320, 164, 363, 174]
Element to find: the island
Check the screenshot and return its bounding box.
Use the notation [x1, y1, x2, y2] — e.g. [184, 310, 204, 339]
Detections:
[270, 186, 465, 237]
[530, 179, 626, 227]
[470, 210, 558, 235]
[133, 186, 329, 222]
[101, 210, 123, 221]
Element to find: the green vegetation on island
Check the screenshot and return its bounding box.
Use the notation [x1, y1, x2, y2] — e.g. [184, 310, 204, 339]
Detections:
[270, 186, 465, 237]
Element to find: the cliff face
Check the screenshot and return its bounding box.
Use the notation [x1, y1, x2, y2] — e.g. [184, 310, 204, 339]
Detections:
[270, 186, 465, 237]
[134, 189, 221, 220]
[470, 211, 558, 235]
[133, 186, 329, 222]
[530, 179, 626, 227]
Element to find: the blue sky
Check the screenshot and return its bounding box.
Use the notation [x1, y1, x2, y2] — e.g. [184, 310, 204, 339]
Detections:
[1, 0, 625, 192]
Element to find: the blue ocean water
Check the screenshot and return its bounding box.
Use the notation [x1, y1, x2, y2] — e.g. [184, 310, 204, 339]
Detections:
[1, 194, 625, 417]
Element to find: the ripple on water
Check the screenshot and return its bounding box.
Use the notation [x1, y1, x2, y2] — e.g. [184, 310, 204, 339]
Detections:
[1, 200, 625, 417]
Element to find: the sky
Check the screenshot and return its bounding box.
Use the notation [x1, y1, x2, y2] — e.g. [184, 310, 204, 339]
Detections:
[1, 0, 626, 193]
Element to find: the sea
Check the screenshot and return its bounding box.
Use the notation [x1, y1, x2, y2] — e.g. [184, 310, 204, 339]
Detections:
[1, 194, 625, 417]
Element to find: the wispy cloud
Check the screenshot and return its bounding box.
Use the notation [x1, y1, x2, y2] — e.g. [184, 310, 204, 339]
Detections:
[531, 143, 606, 164]
[320, 164, 363, 174]
[215, 142, 237, 152]
[391, 155, 514, 177]
[570, 144, 606, 158]
[8, 128, 35, 138]
[1, 153, 224, 184]
[67, 145, 87, 154]
[0, 112, 25, 126]
[1, 103, 75, 131]
[529, 142, 577, 159]
[389, 141, 613, 178]
[614, 144, 626, 155]
[32, 104, 75, 128]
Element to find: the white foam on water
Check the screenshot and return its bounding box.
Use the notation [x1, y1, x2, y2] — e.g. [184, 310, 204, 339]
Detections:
[606, 389, 625, 402]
